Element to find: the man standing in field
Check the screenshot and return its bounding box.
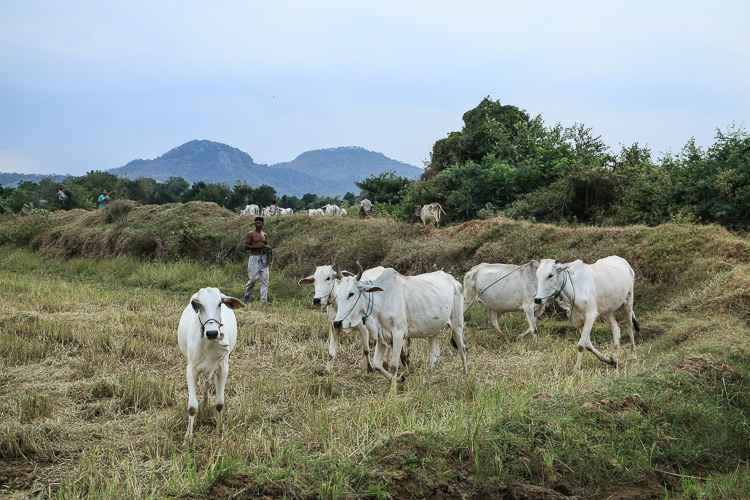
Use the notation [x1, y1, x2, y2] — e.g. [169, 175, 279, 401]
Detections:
[57, 186, 68, 210]
[244, 216, 272, 305]
[97, 189, 110, 209]
[359, 194, 372, 219]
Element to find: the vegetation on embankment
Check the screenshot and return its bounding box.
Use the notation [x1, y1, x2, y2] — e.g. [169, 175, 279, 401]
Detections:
[1, 202, 750, 498]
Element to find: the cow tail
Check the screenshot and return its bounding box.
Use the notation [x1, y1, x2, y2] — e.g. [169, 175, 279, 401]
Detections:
[631, 315, 640, 333]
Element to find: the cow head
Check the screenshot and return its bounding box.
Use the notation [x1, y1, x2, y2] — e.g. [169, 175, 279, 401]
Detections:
[190, 287, 245, 343]
[332, 263, 383, 330]
[534, 259, 568, 304]
[414, 205, 422, 217]
[298, 265, 355, 306]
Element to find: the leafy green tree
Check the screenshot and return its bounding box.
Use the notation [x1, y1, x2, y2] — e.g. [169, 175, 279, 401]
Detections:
[355, 171, 412, 205]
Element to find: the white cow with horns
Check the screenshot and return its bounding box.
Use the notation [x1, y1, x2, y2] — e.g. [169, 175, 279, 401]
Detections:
[463, 261, 548, 341]
[534, 256, 639, 370]
[177, 287, 245, 442]
[299, 264, 409, 373]
[332, 264, 467, 385]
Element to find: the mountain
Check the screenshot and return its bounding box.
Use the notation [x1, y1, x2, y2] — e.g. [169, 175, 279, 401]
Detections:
[108, 140, 423, 197]
[0, 172, 68, 189]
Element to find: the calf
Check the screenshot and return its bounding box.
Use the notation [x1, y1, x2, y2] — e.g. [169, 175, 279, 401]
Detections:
[177, 287, 244, 442]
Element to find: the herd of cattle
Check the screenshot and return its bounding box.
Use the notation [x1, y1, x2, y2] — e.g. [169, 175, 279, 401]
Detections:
[178, 254, 639, 441]
[239, 204, 347, 218]
[240, 202, 448, 225]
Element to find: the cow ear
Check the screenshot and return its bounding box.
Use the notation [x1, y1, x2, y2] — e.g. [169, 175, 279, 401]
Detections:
[362, 285, 384, 293]
[191, 299, 203, 312]
[222, 296, 246, 310]
[298, 276, 315, 285]
[529, 260, 539, 270]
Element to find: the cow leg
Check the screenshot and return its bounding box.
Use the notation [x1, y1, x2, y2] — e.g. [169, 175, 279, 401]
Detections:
[213, 357, 229, 432]
[185, 363, 199, 443]
[604, 313, 621, 367]
[326, 325, 341, 374]
[451, 328, 468, 376]
[488, 309, 506, 339]
[518, 303, 539, 341]
[371, 340, 393, 380]
[576, 315, 615, 369]
[400, 338, 411, 367]
[390, 333, 405, 375]
[424, 334, 441, 383]
[356, 324, 373, 372]
[624, 302, 638, 360]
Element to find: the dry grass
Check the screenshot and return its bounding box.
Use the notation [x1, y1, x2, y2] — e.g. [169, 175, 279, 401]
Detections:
[1, 207, 750, 498]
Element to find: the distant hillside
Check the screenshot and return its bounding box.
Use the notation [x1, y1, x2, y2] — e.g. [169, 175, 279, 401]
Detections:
[108, 140, 422, 197]
[0, 172, 67, 188]
[271, 146, 423, 186]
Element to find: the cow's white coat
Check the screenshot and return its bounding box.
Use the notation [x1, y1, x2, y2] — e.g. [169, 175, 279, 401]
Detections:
[298, 265, 386, 373]
[332, 268, 467, 385]
[463, 261, 547, 340]
[534, 256, 639, 370]
[177, 287, 244, 442]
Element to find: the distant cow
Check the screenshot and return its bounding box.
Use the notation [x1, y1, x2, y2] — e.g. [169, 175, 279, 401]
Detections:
[308, 208, 324, 217]
[332, 266, 467, 385]
[416, 203, 446, 227]
[325, 204, 343, 217]
[299, 265, 397, 373]
[241, 204, 259, 216]
[177, 287, 245, 442]
[463, 261, 548, 341]
[280, 208, 293, 215]
[534, 256, 639, 370]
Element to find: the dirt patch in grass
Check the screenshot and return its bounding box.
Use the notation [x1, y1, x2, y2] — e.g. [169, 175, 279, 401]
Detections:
[678, 354, 740, 383]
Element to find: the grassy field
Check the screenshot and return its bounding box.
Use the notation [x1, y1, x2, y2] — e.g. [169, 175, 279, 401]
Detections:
[1, 203, 750, 499]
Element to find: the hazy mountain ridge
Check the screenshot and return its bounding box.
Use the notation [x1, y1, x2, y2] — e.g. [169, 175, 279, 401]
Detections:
[111, 140, 421, 197]
[0, 141, 423, 197]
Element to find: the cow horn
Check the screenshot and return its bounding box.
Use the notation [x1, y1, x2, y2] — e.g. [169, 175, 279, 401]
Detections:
[335, 263, 344, 280]
[356, 261, 363, 281]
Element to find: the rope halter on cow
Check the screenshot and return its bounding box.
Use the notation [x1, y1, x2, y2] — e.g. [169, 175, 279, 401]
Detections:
[538, 269, 570, 302]
[198, 317, 223, 338]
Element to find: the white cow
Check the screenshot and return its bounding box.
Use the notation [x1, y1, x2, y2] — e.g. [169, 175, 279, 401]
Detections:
[416, 203, 446, 227]
[325, 204, 343, 217]
[341, 209, 347, 217]
[177, 287, 245, 442]
[534, 256, 639, 370]
[241, 204, 259, 216]
[308, 208, 325, 217]
[463, 261, 548, 341]
[280, 208, 293, 215]
[299, 265, 395, 373]
[332, 266, 467, 385]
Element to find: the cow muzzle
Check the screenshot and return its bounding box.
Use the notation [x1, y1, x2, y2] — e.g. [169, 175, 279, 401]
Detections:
[205, 329, 220, 339]
[313, 297, 322, 306]
[333, 320, 343, 329]
[534, 298, 542, 304]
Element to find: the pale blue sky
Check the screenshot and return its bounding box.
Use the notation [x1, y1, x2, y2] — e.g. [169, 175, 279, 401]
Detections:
[1, 1, 748, 176]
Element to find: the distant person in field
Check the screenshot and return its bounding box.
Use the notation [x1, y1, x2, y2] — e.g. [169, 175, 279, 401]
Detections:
[359, 194, 372, 219]
[244, 216, 272, 305]
[268, 200, 280, 216]
[57, 186, 68, 210]
[97, 189, 110, 209]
